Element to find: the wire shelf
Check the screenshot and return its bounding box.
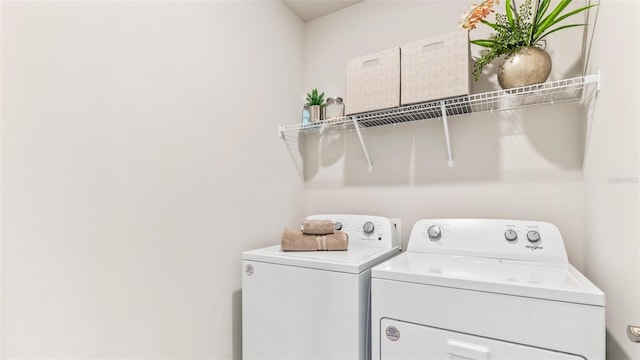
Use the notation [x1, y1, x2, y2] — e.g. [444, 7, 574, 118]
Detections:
[278, 73, 599, 172]
[279, 74, 599, 136]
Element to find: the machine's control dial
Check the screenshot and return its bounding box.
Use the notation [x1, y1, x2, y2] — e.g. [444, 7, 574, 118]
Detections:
[362, 221, 375, 234]
[427, 225, 442, 240]
[527, 230, 541, 242]
[505, 229, 518, 241]
[334, 221, 343, 231]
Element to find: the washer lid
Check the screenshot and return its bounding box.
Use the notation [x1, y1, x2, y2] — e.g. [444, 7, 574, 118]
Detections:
[372, 252, 605, 306]
[243, 244, 401, 274]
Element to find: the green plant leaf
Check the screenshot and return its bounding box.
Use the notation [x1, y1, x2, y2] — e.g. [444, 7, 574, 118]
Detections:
[538, 23, 587, 41]
[480, 19, 498, 30]
[534, 0, 572, 39]
[535, 0, 550, 25]
[505, 0, 516, 30]
[544, 3, 597, 28]
[534, 3, 596, 42]
[471, 39, 496, 47]
[530, 0, 548, 43]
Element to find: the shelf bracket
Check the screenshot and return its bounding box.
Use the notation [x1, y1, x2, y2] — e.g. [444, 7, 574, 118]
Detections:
[441, 101, 454, 168]
[584, 71, 601, 93]
[351, 115, 373, 172]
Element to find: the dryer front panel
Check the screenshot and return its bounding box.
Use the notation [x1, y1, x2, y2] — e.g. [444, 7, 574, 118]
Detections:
[380, 318, 585, 360]
[370, 278, 604, 359]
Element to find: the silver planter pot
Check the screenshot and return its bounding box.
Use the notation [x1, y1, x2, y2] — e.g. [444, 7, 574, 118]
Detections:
[309, 105, 322, 122]
[498, 46, 552, 89]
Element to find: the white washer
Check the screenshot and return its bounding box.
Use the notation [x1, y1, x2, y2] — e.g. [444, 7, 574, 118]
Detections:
[243, 214, 401, 360]
[371, 219, 605, 360]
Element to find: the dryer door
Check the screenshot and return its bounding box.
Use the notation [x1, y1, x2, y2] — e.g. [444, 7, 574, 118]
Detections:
[379, 319, 585, 360]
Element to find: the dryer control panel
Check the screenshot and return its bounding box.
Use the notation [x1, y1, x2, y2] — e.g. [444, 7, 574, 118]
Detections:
[306, 214, 400, 249]
[407, 219, 568, 263]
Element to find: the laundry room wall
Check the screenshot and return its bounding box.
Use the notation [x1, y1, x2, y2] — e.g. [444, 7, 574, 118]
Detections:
[1, 1, 303, 359]
[583, 1, 640, 359]
[302, 1, 588, 269]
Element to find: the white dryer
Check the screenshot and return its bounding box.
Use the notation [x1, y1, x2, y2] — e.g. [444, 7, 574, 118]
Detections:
[243, 214, 401, 360]
[371, 219, 605, 360]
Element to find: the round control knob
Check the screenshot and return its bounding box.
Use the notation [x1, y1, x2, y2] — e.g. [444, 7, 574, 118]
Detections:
[363, 221, 375, 234]
[334, 222, 343, 231]
[505, 229, 518, 241]
[427, 225, 442, 240]
[527, 230, 541, 242]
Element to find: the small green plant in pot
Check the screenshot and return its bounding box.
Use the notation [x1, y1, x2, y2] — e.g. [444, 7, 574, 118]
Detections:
[460, 0, 596, 89]
[306, 88, 325, 122]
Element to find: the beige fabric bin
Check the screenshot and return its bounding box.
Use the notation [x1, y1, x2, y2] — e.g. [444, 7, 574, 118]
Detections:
[345, 47, 400, 115]
[401, 31, 472, 105]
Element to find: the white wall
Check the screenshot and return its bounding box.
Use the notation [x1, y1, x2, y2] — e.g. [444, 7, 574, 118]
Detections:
[302, 0, 588, 269]
[0, 1, 304, 359]
[583, 1, 640, 359]
[4, 1, 636, 359]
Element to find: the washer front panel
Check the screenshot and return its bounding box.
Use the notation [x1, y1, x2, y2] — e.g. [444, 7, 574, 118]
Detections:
[243, 260, 370, 359]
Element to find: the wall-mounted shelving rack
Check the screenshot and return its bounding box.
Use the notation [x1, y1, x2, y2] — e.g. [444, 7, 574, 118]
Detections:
[279, 73, 600, 172]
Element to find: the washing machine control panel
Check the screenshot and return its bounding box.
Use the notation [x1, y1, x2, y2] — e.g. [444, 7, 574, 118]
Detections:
[407, 219, 568, 264]
[306, 214, 400, 249]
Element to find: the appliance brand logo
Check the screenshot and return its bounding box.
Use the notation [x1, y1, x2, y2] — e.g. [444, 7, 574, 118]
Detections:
[385, 326, 400, 341]
[526, 244, 544, 251]
[245, 264, 255, 276]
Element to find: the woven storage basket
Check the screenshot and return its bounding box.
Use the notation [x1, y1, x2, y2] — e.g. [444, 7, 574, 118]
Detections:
[345, 47, 400, 115]
[401, 31, 472, 105]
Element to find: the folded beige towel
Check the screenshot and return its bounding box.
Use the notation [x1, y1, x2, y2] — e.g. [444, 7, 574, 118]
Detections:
[301, 219, 335, 235]
[281, 228, 348, 251]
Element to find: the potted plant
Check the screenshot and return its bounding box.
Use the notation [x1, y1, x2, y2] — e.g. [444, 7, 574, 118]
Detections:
[306, 88, 325, 122]
[460, 0, 596, 89]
